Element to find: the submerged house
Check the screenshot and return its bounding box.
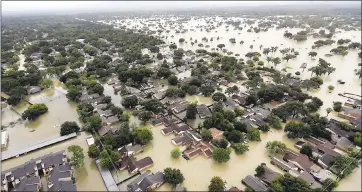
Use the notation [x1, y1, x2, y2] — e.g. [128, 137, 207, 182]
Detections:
[283, 150, 321, 173]
[196, 104, 211, 119]
[151, 117, 180, 126]
[118, 143, 143, 157]
[47, 165, 76, 191]
[1, 151, 70, 192]
[183, 141, 213, 159]
[242, 175, 268, 192]
[127, 170, 164, 192]
[119, 155, 154, 174]
[256, 165, 282, 186]
[161, 124, 190, 135]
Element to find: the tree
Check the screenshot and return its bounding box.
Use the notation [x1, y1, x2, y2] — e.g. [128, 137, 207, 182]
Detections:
[353, 132, 362, 146]
[232, 143, 249, 155]
[234, 121, 247, 132]
[326, 108, 332, 116]
[22, 103, 48, 120]
[266, 141, 287, 155]
[171, 148, 181, 158]
[212, 148, 231, 163]
[40, 79, 53, 88]
[271, 174, 311, 192]
[200, 85, 215, 97]
[68, 145, 84, 168]
[328, 85, 334, 92]
[168, 75, 178, 85]
[163, 168, 185, 186]
[284, 121, 311, 139]
[133, 127, 153, 145]
[88, 144, 100, 158]
[265, 114, 282, 129]
[300, 143, 313, 158]
[322, 178, 338, 191]
[84, 114, 102, 132]
[212, 92, 227, 102]
[308, 51, 318, 58]
[255, 164, 266, 177]
[272, 101, 306, 121]
[201, 128, 213, 141]
[66, 88, 82, 102]
[333, 101, 342, 112]
[186, 103, 197, 119]
[247, 128, 261, 141]
[225, 130, 242, 143]
[138, 110, 152, 122]
[258, 124, 270, 132]
[99, 149, 120, 168]
[208, 176, 225, 192]
[60, 121, 80, 136]
[332, 155, 359, 178]
[272, 57, 281, 67]
[122, 95, 138, 108]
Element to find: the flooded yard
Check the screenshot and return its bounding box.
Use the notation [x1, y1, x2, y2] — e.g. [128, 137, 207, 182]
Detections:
[2, 81, 81, 152]
[134, 125, 298, 191]
[1, 132, 107, 191]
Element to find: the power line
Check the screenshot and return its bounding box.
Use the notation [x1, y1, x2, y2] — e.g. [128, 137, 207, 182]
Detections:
[321, 150, 361, 192]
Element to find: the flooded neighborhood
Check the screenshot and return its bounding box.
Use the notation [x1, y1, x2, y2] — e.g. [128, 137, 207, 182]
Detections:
[1, 1, 361, 192]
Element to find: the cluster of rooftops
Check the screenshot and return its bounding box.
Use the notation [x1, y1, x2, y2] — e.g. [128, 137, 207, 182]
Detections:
[1, 150, 76, 192]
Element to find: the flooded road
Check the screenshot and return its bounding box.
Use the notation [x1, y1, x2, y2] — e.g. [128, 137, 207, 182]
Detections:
[1, 132, 107, 191]
[136, 125, 298, 191]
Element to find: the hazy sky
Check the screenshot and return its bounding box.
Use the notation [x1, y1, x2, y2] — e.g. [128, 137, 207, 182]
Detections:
[2, 1, 360, 15]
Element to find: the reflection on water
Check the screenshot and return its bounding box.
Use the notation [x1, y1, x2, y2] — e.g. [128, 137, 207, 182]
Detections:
[1, 132, 106, 191]
[136, 126, 298, 191]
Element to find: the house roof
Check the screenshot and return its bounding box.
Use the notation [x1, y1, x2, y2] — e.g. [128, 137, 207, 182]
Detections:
[243, 175, 268, 192]
[136, 157, 154, 170]
[227, 187, 242, 191]
[258, 166, 282, 185]
[319, 153, 336, 167]
[337, 137, 353, 149]
[284, 150, 317, 172]
[102, 116, 119, 124]
[98, 126, 117, 137]
[119, 144, 143, 155]
[14, 175, 41, 191]
[209, 128, 224, 141]
[127, 171, 164, 192]
[271, 157, 297, 171]
[48, 165, 75, 192]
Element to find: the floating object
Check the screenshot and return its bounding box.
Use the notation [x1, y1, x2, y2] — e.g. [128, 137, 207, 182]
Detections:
[30, 129, 35, 132]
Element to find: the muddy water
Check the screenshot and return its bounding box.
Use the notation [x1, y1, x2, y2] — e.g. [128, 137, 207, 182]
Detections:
[109, 17, 361, 120]
[103, 83, 123, 108]
[97, 17, 362, 191]
[136, 125, 297, 191]
[1, 132, 107, 191]
[335, 166, 362, 191]
[3, 82, 81, 152]
[185, 95, 213, 105]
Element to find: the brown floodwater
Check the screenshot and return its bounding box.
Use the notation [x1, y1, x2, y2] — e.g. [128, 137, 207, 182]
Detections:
[98, 16, 362, 191]
[134, 125, 298, 191]
[2, 83, 81, 152]
[1, 132, 107, 191]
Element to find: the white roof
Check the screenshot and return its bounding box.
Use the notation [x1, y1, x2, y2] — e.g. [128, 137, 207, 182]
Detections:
[2, 131, 8, 145]
[86, 136, 95, 146]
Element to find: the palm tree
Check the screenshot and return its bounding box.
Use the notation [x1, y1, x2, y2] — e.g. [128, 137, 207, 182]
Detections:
[326, 108, 332, 117]
[266, 56, 272, 64]
[300, 63, 307, 72]
[272, 57, 281, 67]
